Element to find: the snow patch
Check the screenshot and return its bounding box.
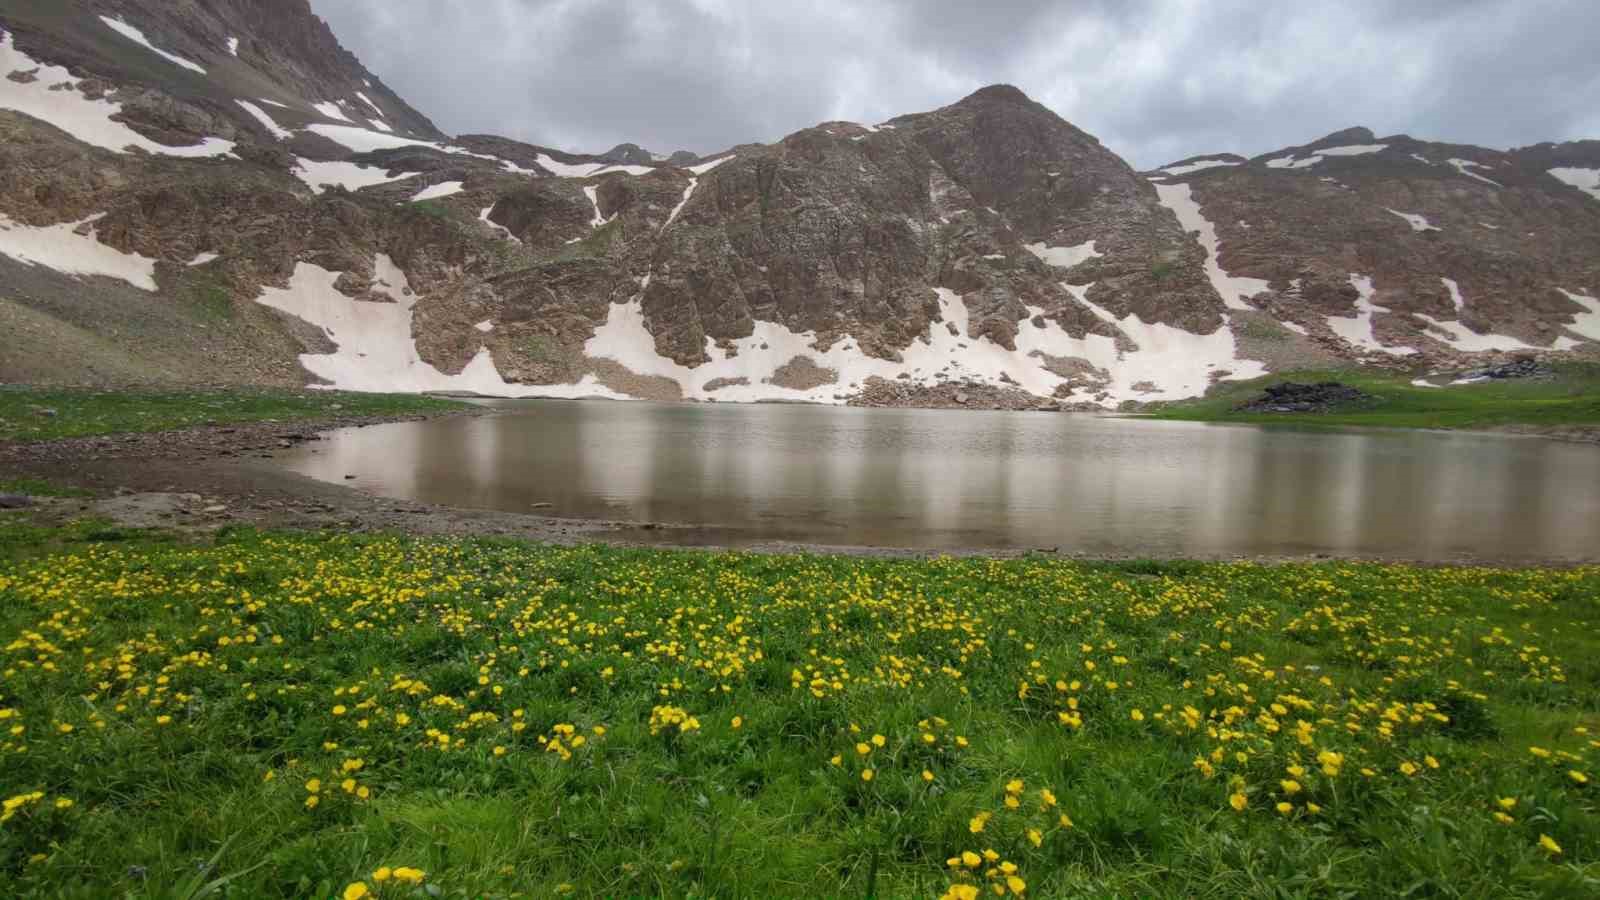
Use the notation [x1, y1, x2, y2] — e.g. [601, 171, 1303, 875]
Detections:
[1023, 240, 1101, 270]
[1412, 277, 1534, 351]
[252, 257, 625, 398]
[1548, 167, 1600, 201]
[411, 181, 464, 202]
[1154, 181, 1271, 310]
[534, 154, 601, 178]
[583, 185, 613, 228]
[256, 98, 289, 109]
[590, 163, 655, 176]
[664, 178, 697, 228]
[1281, 321, 1309, 336]
[478, 206, 519, 243]
[311, 101, 352, 123]
[1385, 208, 1439, 232]
[1410, 153, 1432, 165]
[1160, 158, 1240, 177]
[368, 119, 392, 133]
[0, 34, 233, 157]
[1319, 144, 1387, 156]
[234, 99, 292, 140]
[355, 92, 383, 115]
[688, 152, 736, 174]
[0, 213, 158, 290]
[227, 36, 239, 56]
[1266, 154, 1321, 169]
[186, 251, 219, 266]
[474, 320, 494, 333]
[1448, 158, 1501, 187]
[292, 158, 417, 194]
[1325, 274, 1415, 356]
[100, 17, 206, 75]
[1556, 288, 1600, 342]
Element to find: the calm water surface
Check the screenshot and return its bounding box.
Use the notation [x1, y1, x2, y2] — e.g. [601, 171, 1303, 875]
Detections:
[275, 400, 1600, 561]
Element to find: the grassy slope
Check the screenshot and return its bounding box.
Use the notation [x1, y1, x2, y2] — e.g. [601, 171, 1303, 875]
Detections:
[0, 523, 1596, 898]
[1147, 363, 1600, 431]
[0, 387, 469, 443]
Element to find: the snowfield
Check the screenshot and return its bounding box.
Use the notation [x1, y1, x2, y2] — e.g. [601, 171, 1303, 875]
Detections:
[1549, 167, 1600, 201]
[292, 158, 419, 194]
[1153, 182, 1271, 310]
[100, 17, 206, 75]
[0, 213, 158, 291]
[1324, 274, 1415, 356]
[0, 34, 233, 157]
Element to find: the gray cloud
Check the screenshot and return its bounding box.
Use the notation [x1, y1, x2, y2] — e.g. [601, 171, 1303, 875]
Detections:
[309, 0, 1600, 168]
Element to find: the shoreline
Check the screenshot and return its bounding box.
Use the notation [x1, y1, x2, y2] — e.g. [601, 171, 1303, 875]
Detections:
[4, 403, 1597, 567]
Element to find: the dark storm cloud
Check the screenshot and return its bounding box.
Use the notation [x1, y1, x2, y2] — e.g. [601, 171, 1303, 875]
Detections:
[309, 0, 1600, 168]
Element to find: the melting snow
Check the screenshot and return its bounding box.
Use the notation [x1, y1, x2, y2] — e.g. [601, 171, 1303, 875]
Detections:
[590, 163, 655, 176]
[1023, 240, 1101, 270]
[1160, 159, 1240, 177]
[0, 213, 158, 290]
[292, 158, 418, 194]
[583, 185, 613, 227]
[252, 256, 626, 398]
[1265, 155, 1321, 169]
[687, 154, 735, 174]
[1412, 278, 1533, 351]
[1281, 321, 1309, 336]
[534, 154, 602, 178]
[100, 17, 206, 74]
[1385, 209, 1440, 232]
[1319, 144, 1387, 156]
[0, 34, 233, 157]
[664, 178, 697, 228]
[1548, 167, 1600, 201]
[474, 320, 494, 333]
[1325, 274, 1415, 356]
[256, 98, 289, 109]
[186, 251, 219, 266]
[411, 181, 464, 202]
[478, 206, 519, 243]
[1447, 158, 1501, 187]
[368, 119, 392, 133]
[312, 101, 352, 123]
[227, 37, 239, 56]
[235, 99, 292, 140]
[1556, 288, 1600, 342]
[355, 92, 383, 115]
[1153, 182, 1270, 310]
[1410, 153, 1432, 165]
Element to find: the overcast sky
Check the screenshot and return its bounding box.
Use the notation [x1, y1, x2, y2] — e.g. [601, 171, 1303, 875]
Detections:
[310, 0, 1600, 169]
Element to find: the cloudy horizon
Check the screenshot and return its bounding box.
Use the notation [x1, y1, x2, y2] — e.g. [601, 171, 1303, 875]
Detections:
[311, 0, 1600, 169]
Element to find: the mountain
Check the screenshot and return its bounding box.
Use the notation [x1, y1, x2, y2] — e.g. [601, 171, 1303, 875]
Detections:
[1, 1, 1597, 406]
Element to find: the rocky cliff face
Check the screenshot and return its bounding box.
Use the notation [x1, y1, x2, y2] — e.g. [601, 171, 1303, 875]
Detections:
[1, 0, 1597, 405]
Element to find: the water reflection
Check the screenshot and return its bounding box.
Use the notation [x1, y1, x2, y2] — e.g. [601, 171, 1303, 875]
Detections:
[275, 400, 1600, 561]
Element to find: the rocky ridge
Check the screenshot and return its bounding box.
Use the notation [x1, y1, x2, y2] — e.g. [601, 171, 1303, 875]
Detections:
[0, 0, 1597, 411]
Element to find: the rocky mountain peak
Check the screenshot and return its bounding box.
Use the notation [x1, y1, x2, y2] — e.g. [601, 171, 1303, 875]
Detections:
[957, 83, 1036, 108]
[599, 142, 654, 165]
[1311, 126, 1377, 146]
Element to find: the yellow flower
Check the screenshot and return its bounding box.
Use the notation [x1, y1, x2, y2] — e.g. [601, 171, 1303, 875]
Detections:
[1006, 874, 1027, 895]
[332, 705, 347, 716]
[1275, 802, 1293, 815]
[1493, 812, 1515, 825]
[1399, 761, 1418, 777]
[861, 769, 874, 782]
[1004, 795, 1020, 809]
[1539, 834, 1562, 855]
[731, 716, 742, 729]
[871, 734, 886, 748]
[922, 770, 935, 782]
[155, 715, 172, 726]
[1005, 779, 1024, 794]
[969, 811, 991, 833]
[54, 797, 73, 809]
[856, 742, 872, 756]
[341, 778, 357, 793]
[941, 885, 980, 900]
[830, 754, 842, 766]
[1280, 779, 1301, 796]
[1424, 755, 1439, 770]
[1569, 770, 1589, 785]
[305, 779, 322, 793]
[961, 850, 982, 868]
[1027, 828, 1042, 847]
[372, 867, 392, 882]
[342, 882, 370, 900]
[392, 867, 425, 884]
[1058, 813, 1073, 828]
[304, 795, 319, 809]
[1130, 709, 1144, 722]
[1497, 796, 1517, 810]
[1229, 792, 1247, 812]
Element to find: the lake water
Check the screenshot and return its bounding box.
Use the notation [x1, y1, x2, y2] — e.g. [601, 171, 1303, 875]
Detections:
[275, 400, 1600, 561]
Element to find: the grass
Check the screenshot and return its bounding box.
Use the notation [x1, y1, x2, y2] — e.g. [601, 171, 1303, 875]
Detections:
[0, 478, 91, 499]
[0, 387, 470, 443]
[1148, 363, 1600, 431]
[0, 523, 1596, 897]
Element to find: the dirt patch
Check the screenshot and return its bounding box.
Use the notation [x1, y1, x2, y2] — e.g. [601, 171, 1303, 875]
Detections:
[767, 356, 838, 391]
[848, 376, 1051, 411]
[702, 376, 749, 392]
[585, 359, 683, 401]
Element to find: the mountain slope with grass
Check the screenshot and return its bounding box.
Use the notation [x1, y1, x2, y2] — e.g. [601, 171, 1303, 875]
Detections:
[0, 0, 1596, 411]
